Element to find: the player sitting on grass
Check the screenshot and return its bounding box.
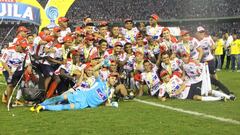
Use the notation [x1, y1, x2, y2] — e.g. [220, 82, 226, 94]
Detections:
[138, 60, 161, 97]
[157, 53, 234, 101]
[158, 70, 232, 102]
[30, 72, 119, 112]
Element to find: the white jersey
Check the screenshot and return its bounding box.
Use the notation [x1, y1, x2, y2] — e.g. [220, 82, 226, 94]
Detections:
[42, 42, 54, 65]
[0, 49, 27, 72]
[160, 39, 175, 52]
[55, 59, 82, 76]
[121, 27, 139, 43]
[149, 43, 160, 55]
[81, 45, 98, 60]
[173, 38, 200, 60]
[99, 68, 110, 81]
[141, 66, 160, 96]
[161, 58, 182, 74]
[123, 54, 135, 71]
[158, 75, 189, 99]
[58, 27, 71, 43]
[103, 50, 127, 62]
[146, 25, 163, 40]
[132, 45, 155, 58]
[54, 45, 64, 59]
[133, 61, 144, 72]
[182, 60, 203, 84]
[33, 36, 45, 57]
[199, 36, 215, 61]
[106, 37, 126, 48]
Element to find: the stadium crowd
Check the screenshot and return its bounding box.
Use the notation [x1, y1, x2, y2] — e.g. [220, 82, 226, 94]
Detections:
[64, 0, 240, 22]
[0, 13, 238, 112]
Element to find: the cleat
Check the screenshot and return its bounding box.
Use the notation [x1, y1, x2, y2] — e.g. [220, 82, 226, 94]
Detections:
[30, 106, 36, 112]
[36, 105, 43, 113]
[230, 96, 236, 101]
[123, 96, 132, 101]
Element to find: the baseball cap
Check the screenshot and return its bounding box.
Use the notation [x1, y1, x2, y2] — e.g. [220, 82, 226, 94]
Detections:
[180, 30, 189, 36]
[114, 42, 123, 47]
[162, 27, 170, 32]
[53, 26, 61, 32]
[98, 21, 108, 27]
[135, 51, 143, 56]
[58, 17, 69, 23]
[197, 26, 205, 32]
[63, 36, 73, 42]
[45, 35, 55, 42]
[124, 18, 133, 23]
[150, 14, 159, 20]
[38, 31, 46, 40]
[75, 26, 82, 32]
[17, 26, 28, 33]
[159, 70, 169, 78]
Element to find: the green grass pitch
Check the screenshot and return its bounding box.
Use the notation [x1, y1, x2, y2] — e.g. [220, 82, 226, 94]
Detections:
[0, 71, 240, 135]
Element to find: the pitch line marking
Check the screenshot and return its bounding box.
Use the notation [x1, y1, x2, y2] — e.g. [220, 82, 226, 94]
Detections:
[134, 99, 240, 125]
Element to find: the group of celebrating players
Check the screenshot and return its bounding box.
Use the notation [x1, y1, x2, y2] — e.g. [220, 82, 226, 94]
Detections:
[0, 14, 236, 112]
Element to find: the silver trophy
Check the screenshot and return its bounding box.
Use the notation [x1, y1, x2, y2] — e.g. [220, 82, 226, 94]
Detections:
[45, 6, 59, 29]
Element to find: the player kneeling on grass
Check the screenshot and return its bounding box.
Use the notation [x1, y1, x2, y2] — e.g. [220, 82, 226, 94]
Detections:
[158, 70, 231, 102]
[138, 60, 161, 97]
[181, 53, 235, 101]
[30, 72, 119, 112]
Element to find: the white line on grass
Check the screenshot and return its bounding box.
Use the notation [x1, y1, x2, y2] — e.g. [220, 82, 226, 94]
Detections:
[134, 99, 240, 125]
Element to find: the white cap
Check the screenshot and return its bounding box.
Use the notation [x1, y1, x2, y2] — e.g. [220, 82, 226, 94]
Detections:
[197, 26, 205, 32]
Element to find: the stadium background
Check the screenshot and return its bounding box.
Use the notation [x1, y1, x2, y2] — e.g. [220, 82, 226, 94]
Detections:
[1, 0, 240, 48]
[0, 1, 240, 135]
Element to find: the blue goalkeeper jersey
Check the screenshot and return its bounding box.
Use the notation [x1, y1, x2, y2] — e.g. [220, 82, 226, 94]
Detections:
[67, 77, 110, 108]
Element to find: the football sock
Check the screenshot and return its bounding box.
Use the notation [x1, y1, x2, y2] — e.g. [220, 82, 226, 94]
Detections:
[41, 95, 65, 106]
[46, 81, 58, 98]
[211, 90, 230, 99]
[201, 96, 222, 101]
[45, 104, 72, 111]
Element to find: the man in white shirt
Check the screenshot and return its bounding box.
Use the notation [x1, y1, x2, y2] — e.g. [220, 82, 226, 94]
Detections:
[181, 53, 236, 101]
[222, 33, 233, 69]
[196, 26, 216, 77]
[140, 60, 160, 97]
[121, 19, 139, 43]
[57, 17, 71, 43]
[146, 14, 163, 40]
[1, 42, 30, 105]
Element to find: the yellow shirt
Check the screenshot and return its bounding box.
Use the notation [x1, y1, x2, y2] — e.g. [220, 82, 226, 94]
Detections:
[230, 39, 240, 55]
[238, 40, 240, 54]
[214, 39, 223, 55]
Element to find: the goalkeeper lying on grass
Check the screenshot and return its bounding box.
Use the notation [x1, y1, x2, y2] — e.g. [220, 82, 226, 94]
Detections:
[30, 72, 119, 113]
